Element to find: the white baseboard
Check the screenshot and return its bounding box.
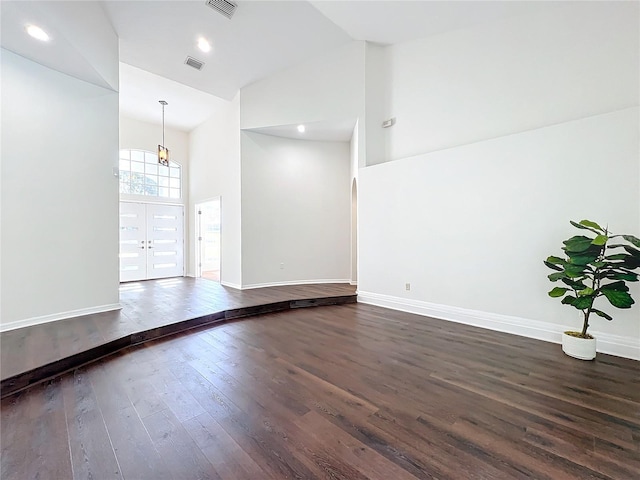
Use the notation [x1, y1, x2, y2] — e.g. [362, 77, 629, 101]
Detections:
[0, 303, 123, 333]
[357, 291, 639, 361]
[240, 279, 352, 290]
[350, 281, 358, 286]
[220, 281, 242, 289]
[594, 333, 640, 360]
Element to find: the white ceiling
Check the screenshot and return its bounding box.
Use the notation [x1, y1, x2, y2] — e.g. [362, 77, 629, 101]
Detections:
[119, 63, 229, 131]
[102, 0, 353, 101]
[310, 1, 550, 46]
[244, 118, 357, 142]
[0, 1, 117, 90]
[2, 1, 557, 135]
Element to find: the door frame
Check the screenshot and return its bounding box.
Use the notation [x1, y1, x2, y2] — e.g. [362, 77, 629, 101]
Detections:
[194, 197, 222, 280]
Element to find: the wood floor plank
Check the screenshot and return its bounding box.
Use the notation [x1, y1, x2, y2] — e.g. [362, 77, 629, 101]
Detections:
[141, 408, 222, 480]
[16, 380, 74, 480]
[294, 410, 419, 480]
[1, 392, 34, 480]
[183, 412, 272, 480]
[88, 362, 174, 480]
[430, 369, 639, 449]
[60, 369, 122, 480]
[217, 411, 320, 480]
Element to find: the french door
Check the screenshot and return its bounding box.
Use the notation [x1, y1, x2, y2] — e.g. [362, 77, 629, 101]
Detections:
[119, 202, 184, 282]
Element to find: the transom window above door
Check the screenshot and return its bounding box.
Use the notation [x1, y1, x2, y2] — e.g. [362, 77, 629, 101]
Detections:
[119, 149, 181, 199]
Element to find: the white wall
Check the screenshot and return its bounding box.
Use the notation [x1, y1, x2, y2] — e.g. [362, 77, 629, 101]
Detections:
[383, 2, 639, 162]
[360, 108, 638, 338]
[350, 122, 359, 284]
[364, 43, 390, 166]
[241, 133, 351, 287]
[238, 41, 366, 287]
[357, 2, 640, 358]
[1, 49, 120, 328]
[189, 94, 242, 286]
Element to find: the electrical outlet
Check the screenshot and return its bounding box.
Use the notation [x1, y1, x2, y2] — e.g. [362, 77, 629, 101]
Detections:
[280, 263, 284, 270]
[405, 283, 411, 291]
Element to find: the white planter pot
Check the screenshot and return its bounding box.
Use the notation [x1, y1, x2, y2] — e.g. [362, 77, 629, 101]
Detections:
[562, 332, 596, 360]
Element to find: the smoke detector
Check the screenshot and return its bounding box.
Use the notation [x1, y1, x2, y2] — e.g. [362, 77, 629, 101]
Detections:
[185, 56, 205, 71]
[205, 0, 237, 19]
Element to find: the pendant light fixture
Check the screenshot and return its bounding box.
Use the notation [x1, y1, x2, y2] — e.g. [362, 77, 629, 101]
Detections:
[158, 100, 169, 166]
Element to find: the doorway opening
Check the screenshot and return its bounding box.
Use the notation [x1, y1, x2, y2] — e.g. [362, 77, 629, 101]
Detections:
[196, 198, 221, 282]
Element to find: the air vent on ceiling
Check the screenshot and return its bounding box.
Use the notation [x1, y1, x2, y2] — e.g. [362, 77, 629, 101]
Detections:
[185, 56, 205, 71]
[205, 0, 237, 19]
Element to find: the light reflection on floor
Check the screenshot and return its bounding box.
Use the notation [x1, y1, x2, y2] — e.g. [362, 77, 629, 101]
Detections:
[120, 277, 187, 292]
[119, 282, 145, 292]
[156, 278, 184, 287]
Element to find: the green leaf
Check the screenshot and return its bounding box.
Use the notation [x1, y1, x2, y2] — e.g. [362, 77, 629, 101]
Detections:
[546, 256, 566, 265]
[560, 294, 594, 310]
[602, 289, 635, 308]
[591, 235, 608, 246]
[605, 253, 628, 261]
[621, 256, 640, 269]
[563, 236, 596, 253]
[570, 220, 601, 234]
[622, 235, 640, 248]
[561, 278, 587, 290]
[572, 296, 594, 309]
[564, 264, 589, 278]
[548, 272, 566, 282]
[592, 309, 613, 321]
[601, 281, 629, 292]
[623, 245, 640, 257]
[568, 253, 599, 266]
[579, 219, 604, 231]
[604, 272, 639, 282]
[544, 261, 563, 272]
[578, 287, 595, 296]
[549, 287, 569, 297]
[592, 261, 606, 268]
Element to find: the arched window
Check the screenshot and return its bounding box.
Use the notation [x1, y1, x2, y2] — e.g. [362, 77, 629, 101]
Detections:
[119, 149, 181, 199]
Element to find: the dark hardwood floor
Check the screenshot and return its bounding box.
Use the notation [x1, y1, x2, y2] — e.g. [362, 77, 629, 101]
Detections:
[2, 303, 638, 479]
[0, 279, 356, 396]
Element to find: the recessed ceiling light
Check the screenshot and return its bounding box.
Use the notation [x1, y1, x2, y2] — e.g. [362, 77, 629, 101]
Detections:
[297, 125, 305, 133]
[26, 24, 50, 42]
[197, 37, 211, 53]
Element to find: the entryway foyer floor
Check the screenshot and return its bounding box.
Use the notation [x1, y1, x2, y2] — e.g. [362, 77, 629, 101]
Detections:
[0, 278, 356, 397]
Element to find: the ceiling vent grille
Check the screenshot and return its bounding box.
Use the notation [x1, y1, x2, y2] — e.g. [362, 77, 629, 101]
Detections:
[205, 0, 237, 19]
[185, 56, 205, 71]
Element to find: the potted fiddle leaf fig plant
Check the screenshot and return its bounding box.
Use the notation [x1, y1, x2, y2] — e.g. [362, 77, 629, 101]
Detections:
[544, 219, 640, 360]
